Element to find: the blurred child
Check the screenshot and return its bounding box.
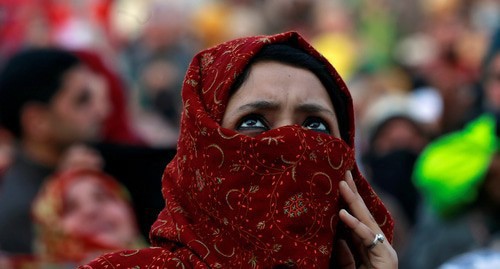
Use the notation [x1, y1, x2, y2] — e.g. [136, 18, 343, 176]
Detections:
[28, 169, 145, 267]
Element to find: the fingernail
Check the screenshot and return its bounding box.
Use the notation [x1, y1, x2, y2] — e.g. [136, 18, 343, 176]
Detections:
[339, 209, 352, 218]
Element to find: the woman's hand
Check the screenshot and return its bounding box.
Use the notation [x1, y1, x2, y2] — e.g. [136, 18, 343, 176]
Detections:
[336, 171, 398, 269]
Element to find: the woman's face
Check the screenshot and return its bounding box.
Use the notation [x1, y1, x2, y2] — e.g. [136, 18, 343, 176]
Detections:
[222, 61, 340, 137]
[60, 176, 136, 247]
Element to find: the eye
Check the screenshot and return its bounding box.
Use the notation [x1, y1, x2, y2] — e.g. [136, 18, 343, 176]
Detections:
[62, 198, 79, 217]
[236, 114, 269, 134]
[303, 117, 330, 134]
[74, 88, 92, 107]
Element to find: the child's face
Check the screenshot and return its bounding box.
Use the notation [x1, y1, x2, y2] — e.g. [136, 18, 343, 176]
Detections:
[60, 176, 136, 247]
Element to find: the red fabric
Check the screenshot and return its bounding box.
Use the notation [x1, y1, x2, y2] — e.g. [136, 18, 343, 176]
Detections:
[42, 0, 113, 35]
[0, 0, 114, 57]
[0, 0, 40, 55]
[82, 31, 393, 268]
[32, 169, 139, 264]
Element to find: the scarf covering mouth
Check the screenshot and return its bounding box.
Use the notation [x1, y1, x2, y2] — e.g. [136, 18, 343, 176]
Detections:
[82, 31, 393, 269]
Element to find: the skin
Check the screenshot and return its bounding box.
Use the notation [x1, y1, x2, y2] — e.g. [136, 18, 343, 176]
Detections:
[48, 66, 109, 146]
[221, 61, 398, 268]
[338, 171, 398, 269]
[485, 53, 500, 111]
[21, 66, 108, 167]
[0, 129, 13, 174]
[58, 144, 104, 172]
[222, 61, 341, 138]
[61, 175, 137, 248]
[372, 118, 426, 155]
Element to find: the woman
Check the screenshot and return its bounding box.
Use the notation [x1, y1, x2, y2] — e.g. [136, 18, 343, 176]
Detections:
[82, 31, 397, 268]
[30, 169, 144, 267]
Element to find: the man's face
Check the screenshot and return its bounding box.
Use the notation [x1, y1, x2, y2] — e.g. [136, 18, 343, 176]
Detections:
[47, 66, 109, 146]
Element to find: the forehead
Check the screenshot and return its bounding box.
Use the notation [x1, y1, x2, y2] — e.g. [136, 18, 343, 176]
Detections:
[184, 33, 354, 144]
[55, 66, 90, 96]
[49, 65, 96, 110]
[65, 175, 101, 192]
[232, 61, 332, 103]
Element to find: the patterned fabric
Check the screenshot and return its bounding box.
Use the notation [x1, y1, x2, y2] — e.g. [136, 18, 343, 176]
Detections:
[32, 169, 142, 264]
[82, 31, 393, 268]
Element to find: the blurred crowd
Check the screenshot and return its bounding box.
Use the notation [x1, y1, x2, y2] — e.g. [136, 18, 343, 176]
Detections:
[0, 0, 498, 268]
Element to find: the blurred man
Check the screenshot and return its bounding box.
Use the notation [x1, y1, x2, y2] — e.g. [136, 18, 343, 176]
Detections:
[0, 48, 107, 254]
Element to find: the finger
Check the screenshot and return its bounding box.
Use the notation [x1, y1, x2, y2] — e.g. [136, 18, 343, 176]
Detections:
[339, 209, 388, 253]
[347, 227, 372, 267]
[344, 170, 358, 194]
[339, 209, 373, 267]
[339, 180, 381, 233]
[334, 240, 356, 269]
[339, 209, 374, 246]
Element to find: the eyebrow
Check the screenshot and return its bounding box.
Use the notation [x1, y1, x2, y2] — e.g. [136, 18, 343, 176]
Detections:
[236, 100, 280, 112]
[236, 100, 335, 117]
[296, 103, 336, 117]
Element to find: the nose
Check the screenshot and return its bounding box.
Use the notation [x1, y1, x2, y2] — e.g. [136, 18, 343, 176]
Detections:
[80, 199, 101, 218]
[274, 111, 296, 129]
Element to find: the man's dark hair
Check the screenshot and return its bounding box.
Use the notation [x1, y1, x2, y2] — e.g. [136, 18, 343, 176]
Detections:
[230, 43, 350, 141]
[0, 48, 81, 137]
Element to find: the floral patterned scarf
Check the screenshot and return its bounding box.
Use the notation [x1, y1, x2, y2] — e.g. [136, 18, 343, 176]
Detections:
[32, 169, 143, 265]
[82, 31, 393, 269]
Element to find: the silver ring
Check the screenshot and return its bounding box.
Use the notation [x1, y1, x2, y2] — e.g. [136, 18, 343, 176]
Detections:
[368, 233, 385, 250]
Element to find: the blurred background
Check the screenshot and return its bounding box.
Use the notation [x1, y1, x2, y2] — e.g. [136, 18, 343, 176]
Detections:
[0, 0, 497, 145]
[0, 0, 499, 268]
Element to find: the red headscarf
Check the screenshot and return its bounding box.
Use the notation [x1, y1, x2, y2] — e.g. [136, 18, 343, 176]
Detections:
[32, 169, 144, 265]
[82, 31, 393, 268]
